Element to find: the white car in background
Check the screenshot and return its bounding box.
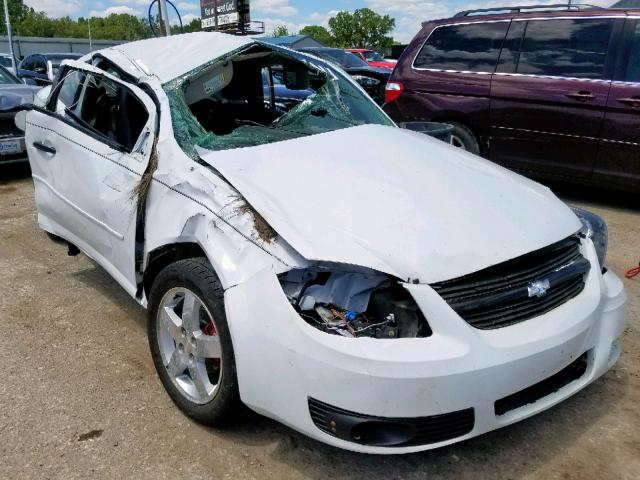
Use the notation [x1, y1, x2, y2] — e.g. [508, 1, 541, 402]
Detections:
[0, 53, 16, 74]
[17, 32, 626, 454]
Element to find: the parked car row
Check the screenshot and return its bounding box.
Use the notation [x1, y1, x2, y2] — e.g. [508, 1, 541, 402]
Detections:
[0, 52, 81, 163]
[3, 31, 625, 454]
[383, 5, 640, 191]
[346, 48, 397, 70]
[0, 52, 83, 86]
[0, 65, 40, 164]
[17, 53, 82, 86]
[297, 47, 391, 104]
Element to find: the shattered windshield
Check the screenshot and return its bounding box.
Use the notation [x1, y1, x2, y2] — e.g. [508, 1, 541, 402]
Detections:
[164, 44, 394, 159]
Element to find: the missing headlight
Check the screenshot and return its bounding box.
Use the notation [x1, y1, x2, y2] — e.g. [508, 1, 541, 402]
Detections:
[571, 207, 608, 269]
[278, 267, 432, 339]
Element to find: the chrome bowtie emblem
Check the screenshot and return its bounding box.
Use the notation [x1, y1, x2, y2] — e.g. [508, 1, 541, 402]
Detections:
[528, 279, 551, 298]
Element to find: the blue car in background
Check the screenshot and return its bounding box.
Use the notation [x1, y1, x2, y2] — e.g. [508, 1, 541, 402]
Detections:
[17, 53, 82, 86]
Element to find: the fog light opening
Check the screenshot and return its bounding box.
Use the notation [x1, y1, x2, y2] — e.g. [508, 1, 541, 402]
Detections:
[350, 421, 417, 447]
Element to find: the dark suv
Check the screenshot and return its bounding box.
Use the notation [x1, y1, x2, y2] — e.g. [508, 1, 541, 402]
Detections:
[384, 5, 640, 191]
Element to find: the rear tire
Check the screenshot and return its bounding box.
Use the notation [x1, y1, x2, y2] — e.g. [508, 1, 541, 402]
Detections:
[148, 257, 241, 425]
[449, 122, 480, 155]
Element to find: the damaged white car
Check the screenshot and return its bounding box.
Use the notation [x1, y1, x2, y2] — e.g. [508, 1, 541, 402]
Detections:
[16, 33, 626, 454]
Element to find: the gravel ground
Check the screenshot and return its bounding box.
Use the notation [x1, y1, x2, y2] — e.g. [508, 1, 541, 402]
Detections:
[1, 164, 638, 480]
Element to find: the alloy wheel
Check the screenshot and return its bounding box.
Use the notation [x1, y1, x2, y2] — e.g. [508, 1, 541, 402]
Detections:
[156, 287, 222, 405]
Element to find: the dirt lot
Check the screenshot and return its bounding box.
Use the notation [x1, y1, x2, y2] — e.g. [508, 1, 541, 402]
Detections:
[1, 163, 638, 480]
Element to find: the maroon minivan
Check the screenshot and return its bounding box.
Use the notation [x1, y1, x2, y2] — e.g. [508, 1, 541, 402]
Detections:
[384, 5, 640, 191]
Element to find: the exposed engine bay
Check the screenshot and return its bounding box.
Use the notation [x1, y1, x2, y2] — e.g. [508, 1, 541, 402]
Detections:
[278, 268, 432, 339]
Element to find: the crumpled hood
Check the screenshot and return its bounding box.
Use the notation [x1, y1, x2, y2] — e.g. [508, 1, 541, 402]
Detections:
[201, 125, 581, 283]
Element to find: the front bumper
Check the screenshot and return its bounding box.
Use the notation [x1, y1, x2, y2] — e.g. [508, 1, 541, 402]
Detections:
[224, 244, 626, 454]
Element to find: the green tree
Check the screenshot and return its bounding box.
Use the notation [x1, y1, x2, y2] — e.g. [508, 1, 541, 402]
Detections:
[180, 17, 202, 34]
[14, 11, 57, 37]
[328, 8, 395, 50]
[88, 14, 150, 40]
[299, 25, 334, 46]
[272, 25, 290, 37]
[0, 0, 31, 35]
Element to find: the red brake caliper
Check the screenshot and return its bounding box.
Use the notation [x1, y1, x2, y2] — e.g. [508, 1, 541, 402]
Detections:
[203, 321, 221, 370]
[203, 321, 217, 336]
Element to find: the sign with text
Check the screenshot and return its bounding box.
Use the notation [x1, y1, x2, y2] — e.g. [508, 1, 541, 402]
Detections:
[200, 0, 250, 31]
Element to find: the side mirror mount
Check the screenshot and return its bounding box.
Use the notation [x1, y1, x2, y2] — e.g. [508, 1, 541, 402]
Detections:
[14, 110, 27, 132]
[23, 77, 38, 86]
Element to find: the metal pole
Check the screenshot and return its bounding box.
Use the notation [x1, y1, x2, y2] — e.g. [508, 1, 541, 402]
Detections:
[3, 0, 16, 72]
[88, 17, 93, 52]
[158, 0, 172, 36]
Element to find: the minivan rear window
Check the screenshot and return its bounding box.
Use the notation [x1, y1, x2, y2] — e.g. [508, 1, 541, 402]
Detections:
[516, 19, 614, 79]
[625, 20, 640, 82]
[414, 22, 509, 73]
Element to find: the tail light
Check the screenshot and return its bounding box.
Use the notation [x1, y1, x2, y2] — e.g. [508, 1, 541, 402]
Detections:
[385, 81, 405, 104]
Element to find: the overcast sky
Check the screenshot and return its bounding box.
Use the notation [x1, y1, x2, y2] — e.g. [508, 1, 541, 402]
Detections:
[24, 0, 614, 43]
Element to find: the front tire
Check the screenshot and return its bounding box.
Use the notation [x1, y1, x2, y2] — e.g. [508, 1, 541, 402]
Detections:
[147, 258, 240, 425]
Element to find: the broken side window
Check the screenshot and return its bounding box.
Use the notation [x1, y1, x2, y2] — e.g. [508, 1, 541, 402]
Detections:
[163, 44, 395, 159]
[48, 70, 85, 114]
[49, 68, 149, 152]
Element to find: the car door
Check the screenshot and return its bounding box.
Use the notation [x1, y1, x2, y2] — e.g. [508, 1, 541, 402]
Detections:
[489, 16, 623, 180]
[26, 61, 156, 296]
[595, 17, 640, 189]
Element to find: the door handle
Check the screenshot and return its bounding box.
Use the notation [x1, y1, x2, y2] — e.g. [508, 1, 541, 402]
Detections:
[617, 97, 640, 108]
[33, 141, 56, 155]
[565, 91, 596, 102]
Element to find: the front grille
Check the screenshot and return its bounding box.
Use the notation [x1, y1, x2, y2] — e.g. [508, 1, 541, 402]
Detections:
[495, 352, 589, 415]
[431, 236, 590, 330]
[309, 397, 474, 447]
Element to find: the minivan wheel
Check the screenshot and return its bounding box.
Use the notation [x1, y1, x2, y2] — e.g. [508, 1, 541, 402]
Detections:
[148, 257, 240, 425]
[449, 122, 480, 155]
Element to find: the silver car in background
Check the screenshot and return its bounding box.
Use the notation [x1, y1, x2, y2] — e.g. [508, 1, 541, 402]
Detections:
[0, 65, 39, 164]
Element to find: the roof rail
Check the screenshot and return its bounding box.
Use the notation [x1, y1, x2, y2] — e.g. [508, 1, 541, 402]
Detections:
[453, 3, 605, 17]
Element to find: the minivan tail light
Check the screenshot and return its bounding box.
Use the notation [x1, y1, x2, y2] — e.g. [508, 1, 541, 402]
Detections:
[385, 81, 405, 103]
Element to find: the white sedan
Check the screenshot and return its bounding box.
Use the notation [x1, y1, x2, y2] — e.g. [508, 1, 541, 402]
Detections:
[18, 32, 626, 454]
